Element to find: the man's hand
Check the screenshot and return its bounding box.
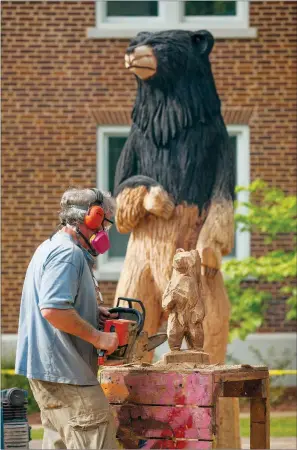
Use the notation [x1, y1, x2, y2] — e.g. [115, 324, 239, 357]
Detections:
[92, 331, 119, 355]
[97, 306, 119, 329]
[41, 308, 118, 354]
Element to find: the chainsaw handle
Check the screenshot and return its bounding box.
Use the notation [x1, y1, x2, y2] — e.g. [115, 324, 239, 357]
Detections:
[109, 306, 144, 335]
[97, 324, 116, 364]
[116, 297, 146, 325]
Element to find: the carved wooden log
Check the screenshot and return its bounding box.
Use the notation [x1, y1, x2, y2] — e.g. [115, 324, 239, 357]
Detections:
[114, 28, 239, 448]
[115, 204, 204, 338]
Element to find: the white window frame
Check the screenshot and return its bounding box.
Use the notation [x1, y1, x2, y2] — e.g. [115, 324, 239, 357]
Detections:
[95, 124, 250, 281]
[225, 124, 251, 261]
[88, 1, 257, 39]
[97, 0, 166, 25]
[95, 126, 131, 281]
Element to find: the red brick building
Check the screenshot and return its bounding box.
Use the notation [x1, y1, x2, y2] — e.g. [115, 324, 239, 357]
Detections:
[1, 1, 296, 365]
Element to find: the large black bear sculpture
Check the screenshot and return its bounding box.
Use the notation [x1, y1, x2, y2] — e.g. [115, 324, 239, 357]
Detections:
[114, 29, 239, 448]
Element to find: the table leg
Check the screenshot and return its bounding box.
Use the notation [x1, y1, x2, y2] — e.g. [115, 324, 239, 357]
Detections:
[250, 379, 270, 449]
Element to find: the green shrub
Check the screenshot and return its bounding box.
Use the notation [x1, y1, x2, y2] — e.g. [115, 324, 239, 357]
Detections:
[1, 373, 40, 414]
[223, 180, 297, 341]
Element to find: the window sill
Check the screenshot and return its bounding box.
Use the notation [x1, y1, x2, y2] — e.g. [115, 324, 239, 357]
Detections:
[87, 26, 257, 40]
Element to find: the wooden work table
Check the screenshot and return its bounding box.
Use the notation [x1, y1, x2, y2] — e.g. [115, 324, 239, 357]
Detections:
[100, 363, 270, 449]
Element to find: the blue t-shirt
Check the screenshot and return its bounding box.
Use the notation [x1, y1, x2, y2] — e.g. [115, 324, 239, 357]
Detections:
[15, 232, 99, 385]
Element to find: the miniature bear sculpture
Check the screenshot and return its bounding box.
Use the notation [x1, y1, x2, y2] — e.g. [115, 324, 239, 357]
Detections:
[162, 249, 205, 352]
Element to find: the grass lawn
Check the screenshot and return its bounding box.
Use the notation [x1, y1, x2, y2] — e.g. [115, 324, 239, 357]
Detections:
[240, 416, 296, 438]
[31, 416, 296, 441]
[31, 428, 44, 440]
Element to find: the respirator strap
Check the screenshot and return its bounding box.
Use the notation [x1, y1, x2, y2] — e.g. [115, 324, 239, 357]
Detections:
[75, 228, 97, 257]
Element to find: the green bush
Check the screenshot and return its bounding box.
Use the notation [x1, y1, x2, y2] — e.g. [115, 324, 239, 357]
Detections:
[1, 373, 40, 414]
[223, 180, 297, 341]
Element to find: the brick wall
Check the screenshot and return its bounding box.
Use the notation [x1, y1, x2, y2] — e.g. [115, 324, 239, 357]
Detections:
[2, 1, 296, 333]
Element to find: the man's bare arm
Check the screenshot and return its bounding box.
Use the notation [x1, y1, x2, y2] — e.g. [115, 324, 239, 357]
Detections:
[41, 308, 118, 354]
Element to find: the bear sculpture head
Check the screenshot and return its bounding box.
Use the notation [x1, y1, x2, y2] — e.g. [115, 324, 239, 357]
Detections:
[124, 29, 221, 147]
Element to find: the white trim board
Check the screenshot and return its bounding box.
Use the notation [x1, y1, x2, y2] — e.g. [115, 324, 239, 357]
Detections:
[227, 125, 251, 262]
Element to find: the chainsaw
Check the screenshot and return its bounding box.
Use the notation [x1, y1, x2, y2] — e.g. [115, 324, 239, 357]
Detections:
[98, 297, 167, 366]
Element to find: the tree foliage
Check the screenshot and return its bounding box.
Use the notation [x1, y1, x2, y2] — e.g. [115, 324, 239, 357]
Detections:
[223, 180, 297, 341]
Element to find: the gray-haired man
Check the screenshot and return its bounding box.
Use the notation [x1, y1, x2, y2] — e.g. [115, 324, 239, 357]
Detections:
[15, 188, 119, 449]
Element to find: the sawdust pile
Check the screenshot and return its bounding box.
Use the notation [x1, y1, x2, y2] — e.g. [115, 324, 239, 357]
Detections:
[104, 361, 266, 374]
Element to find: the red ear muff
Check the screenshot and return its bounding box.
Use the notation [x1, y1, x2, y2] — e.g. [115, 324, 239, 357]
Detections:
[84, 205, 104, 230]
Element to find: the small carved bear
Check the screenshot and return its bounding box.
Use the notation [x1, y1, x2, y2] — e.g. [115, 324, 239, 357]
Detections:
[162, 249, 205, 352]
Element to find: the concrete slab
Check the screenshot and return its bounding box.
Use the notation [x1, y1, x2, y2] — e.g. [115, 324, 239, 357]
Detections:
[30, 440, 42, 449]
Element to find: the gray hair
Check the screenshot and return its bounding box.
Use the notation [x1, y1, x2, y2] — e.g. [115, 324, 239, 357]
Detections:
[59, 188, 116, 225]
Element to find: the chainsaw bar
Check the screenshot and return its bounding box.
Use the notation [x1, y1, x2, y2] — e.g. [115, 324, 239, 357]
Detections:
[147, 333, 168, 352]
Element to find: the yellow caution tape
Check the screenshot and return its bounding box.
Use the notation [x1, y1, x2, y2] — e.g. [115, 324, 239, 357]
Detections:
[1, 369, 16, 375]
[2, 369, 297, 376]
[269, 370, 297, 376]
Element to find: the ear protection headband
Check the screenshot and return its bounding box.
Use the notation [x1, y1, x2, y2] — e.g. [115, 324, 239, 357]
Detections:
[84, 188, 105, 230]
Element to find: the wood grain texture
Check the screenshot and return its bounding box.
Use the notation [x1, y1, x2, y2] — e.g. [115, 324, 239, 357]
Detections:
[214, 397, 241, 450]
[162, 249, 205, 351]
[214, 369, 269, 383]
[250, 378, 270, 449]
[143, 186, 175, 219]
[115, 204, 204, 341]
[115, 186, 148, 233]
[115, 197, 238, 447]
[197, 199, 234, 270]
[202, 272, 230, 365]
[204, 275, 240, 450]
[221, 379, 264, 398]
[100, 370, 213, 406]
[114, 405, 212, 439]
[163, 350, 210, 364]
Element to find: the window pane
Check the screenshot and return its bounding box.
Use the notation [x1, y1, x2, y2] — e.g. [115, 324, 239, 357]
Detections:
[107, 1, 158, 17]
[185, 1, 236, 16]
[108, 136, 130, 259]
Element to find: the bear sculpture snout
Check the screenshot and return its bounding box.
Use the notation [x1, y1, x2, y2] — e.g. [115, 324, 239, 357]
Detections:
[124, 45, 157, 80]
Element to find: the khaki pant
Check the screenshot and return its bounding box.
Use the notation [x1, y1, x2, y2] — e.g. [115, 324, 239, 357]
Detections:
[29, 379, 119, 450]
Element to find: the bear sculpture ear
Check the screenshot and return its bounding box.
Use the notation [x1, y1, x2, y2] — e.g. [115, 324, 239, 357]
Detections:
[192, 30, 214, 56]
